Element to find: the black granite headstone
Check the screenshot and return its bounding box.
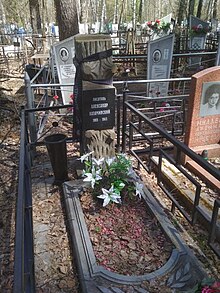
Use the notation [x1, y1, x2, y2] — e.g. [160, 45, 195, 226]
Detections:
[82, 82, 115, 131]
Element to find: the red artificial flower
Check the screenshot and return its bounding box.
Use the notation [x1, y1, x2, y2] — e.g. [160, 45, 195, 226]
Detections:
[155, 19, 160, 24]
[147, 21, 152, 26]
[53, 95, 59, 100]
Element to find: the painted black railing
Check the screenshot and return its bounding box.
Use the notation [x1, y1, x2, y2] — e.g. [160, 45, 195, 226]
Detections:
[121, 92, 220, 257]
[13, 110, 35, 293]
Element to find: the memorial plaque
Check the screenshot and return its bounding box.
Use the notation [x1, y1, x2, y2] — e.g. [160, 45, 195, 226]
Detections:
[53, 36, 76, 104]
[147, 34, 174, 97]
[82, 82, 115, 131]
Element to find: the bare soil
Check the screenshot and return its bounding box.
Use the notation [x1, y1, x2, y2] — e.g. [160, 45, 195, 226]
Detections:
[80, 188, 173, 275]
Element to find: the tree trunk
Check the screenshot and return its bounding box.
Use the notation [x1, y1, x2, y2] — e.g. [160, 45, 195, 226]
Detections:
[0, 0, 6, 26]
[206, 0, 213, 19]
[132, 0, 136, 28]
[138, 0, 143, 23]
[188, 0, 196, 18]
[29, 0, 42, 34]
[113, 0, 118, 23]
[196, 0, 203, 18]
[212, 0, 218, 19]
[177, 0, 187, 25]
[54, 0, 79, 41]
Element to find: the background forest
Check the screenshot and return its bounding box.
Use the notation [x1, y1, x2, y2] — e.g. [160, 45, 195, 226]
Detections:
[0, 0, 220, 41]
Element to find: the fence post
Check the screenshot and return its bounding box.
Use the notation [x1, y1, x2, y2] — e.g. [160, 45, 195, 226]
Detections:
[122, 87, 129, 153]
[25, 72, 37, 154]
[116, 95, 121, 153]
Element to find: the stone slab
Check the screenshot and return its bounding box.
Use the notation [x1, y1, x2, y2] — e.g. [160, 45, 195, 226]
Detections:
[186, 160, 220, 191]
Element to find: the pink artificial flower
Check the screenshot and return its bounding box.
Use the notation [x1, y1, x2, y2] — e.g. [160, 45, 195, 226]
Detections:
[147, 21, 152, 26]
[201, 286, 215, 293]
[70, 93, 74, 100]
[53, 95, 59, 100]
[174, 89, 180, 94]
[211, 281, 220, 289]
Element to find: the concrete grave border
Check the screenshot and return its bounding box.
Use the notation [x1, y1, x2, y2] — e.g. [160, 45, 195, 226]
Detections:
[63, 179, 207, 293]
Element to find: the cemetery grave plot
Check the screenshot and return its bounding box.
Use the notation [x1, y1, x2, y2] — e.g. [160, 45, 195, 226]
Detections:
[2, 32, 220, 292]
[80, 187, 174, 276]
[1, 98, 220, 292]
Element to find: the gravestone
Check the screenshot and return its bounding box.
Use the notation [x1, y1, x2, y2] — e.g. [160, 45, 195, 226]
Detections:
[189, 16, 210, 68]
[184, 66, 220, 159]
[82, 81, 115, 131]
[53, 36, 76, 104]
[147, 34, 175, 97]
[73, 34, 116, 158]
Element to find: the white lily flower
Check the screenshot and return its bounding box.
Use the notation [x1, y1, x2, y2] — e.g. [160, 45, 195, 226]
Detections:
[78, 151, 93, 163]
[97, 186, 121, 207]
[118, 153, 128, 158]
[105, 157, 116, 166]
[83, 167, 102, 188]
[127, 167, 139, 180]
[118, 182, 125, 189]
[92, 157, 105, 166]
[135, 182, 144, 199]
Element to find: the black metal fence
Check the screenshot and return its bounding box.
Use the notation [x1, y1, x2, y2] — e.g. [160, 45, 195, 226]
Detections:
[119, 89, 220, 257]
[13, 104, 75, 292]
[14, 73, 220, 292]
[13, 110, 35, 293]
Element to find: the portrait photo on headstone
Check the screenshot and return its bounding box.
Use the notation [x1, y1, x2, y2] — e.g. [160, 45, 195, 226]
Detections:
[59, 47, 69, 62]
[152, 49, 162, 63]
[200, 82, 220, 117]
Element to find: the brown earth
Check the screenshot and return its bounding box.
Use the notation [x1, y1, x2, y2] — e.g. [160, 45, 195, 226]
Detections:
[81, 188, 174, 275]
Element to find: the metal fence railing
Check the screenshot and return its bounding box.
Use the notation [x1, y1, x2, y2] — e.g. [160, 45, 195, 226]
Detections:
[13, 68, 220, 292]
[121, 92, 220, 257]
[13, 110, 35, 293]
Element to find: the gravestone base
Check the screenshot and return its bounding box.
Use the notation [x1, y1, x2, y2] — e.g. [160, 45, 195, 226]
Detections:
[85, 129, 116, 159]
[182, 144, 220, 191]
[191, 143, 220, 159]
